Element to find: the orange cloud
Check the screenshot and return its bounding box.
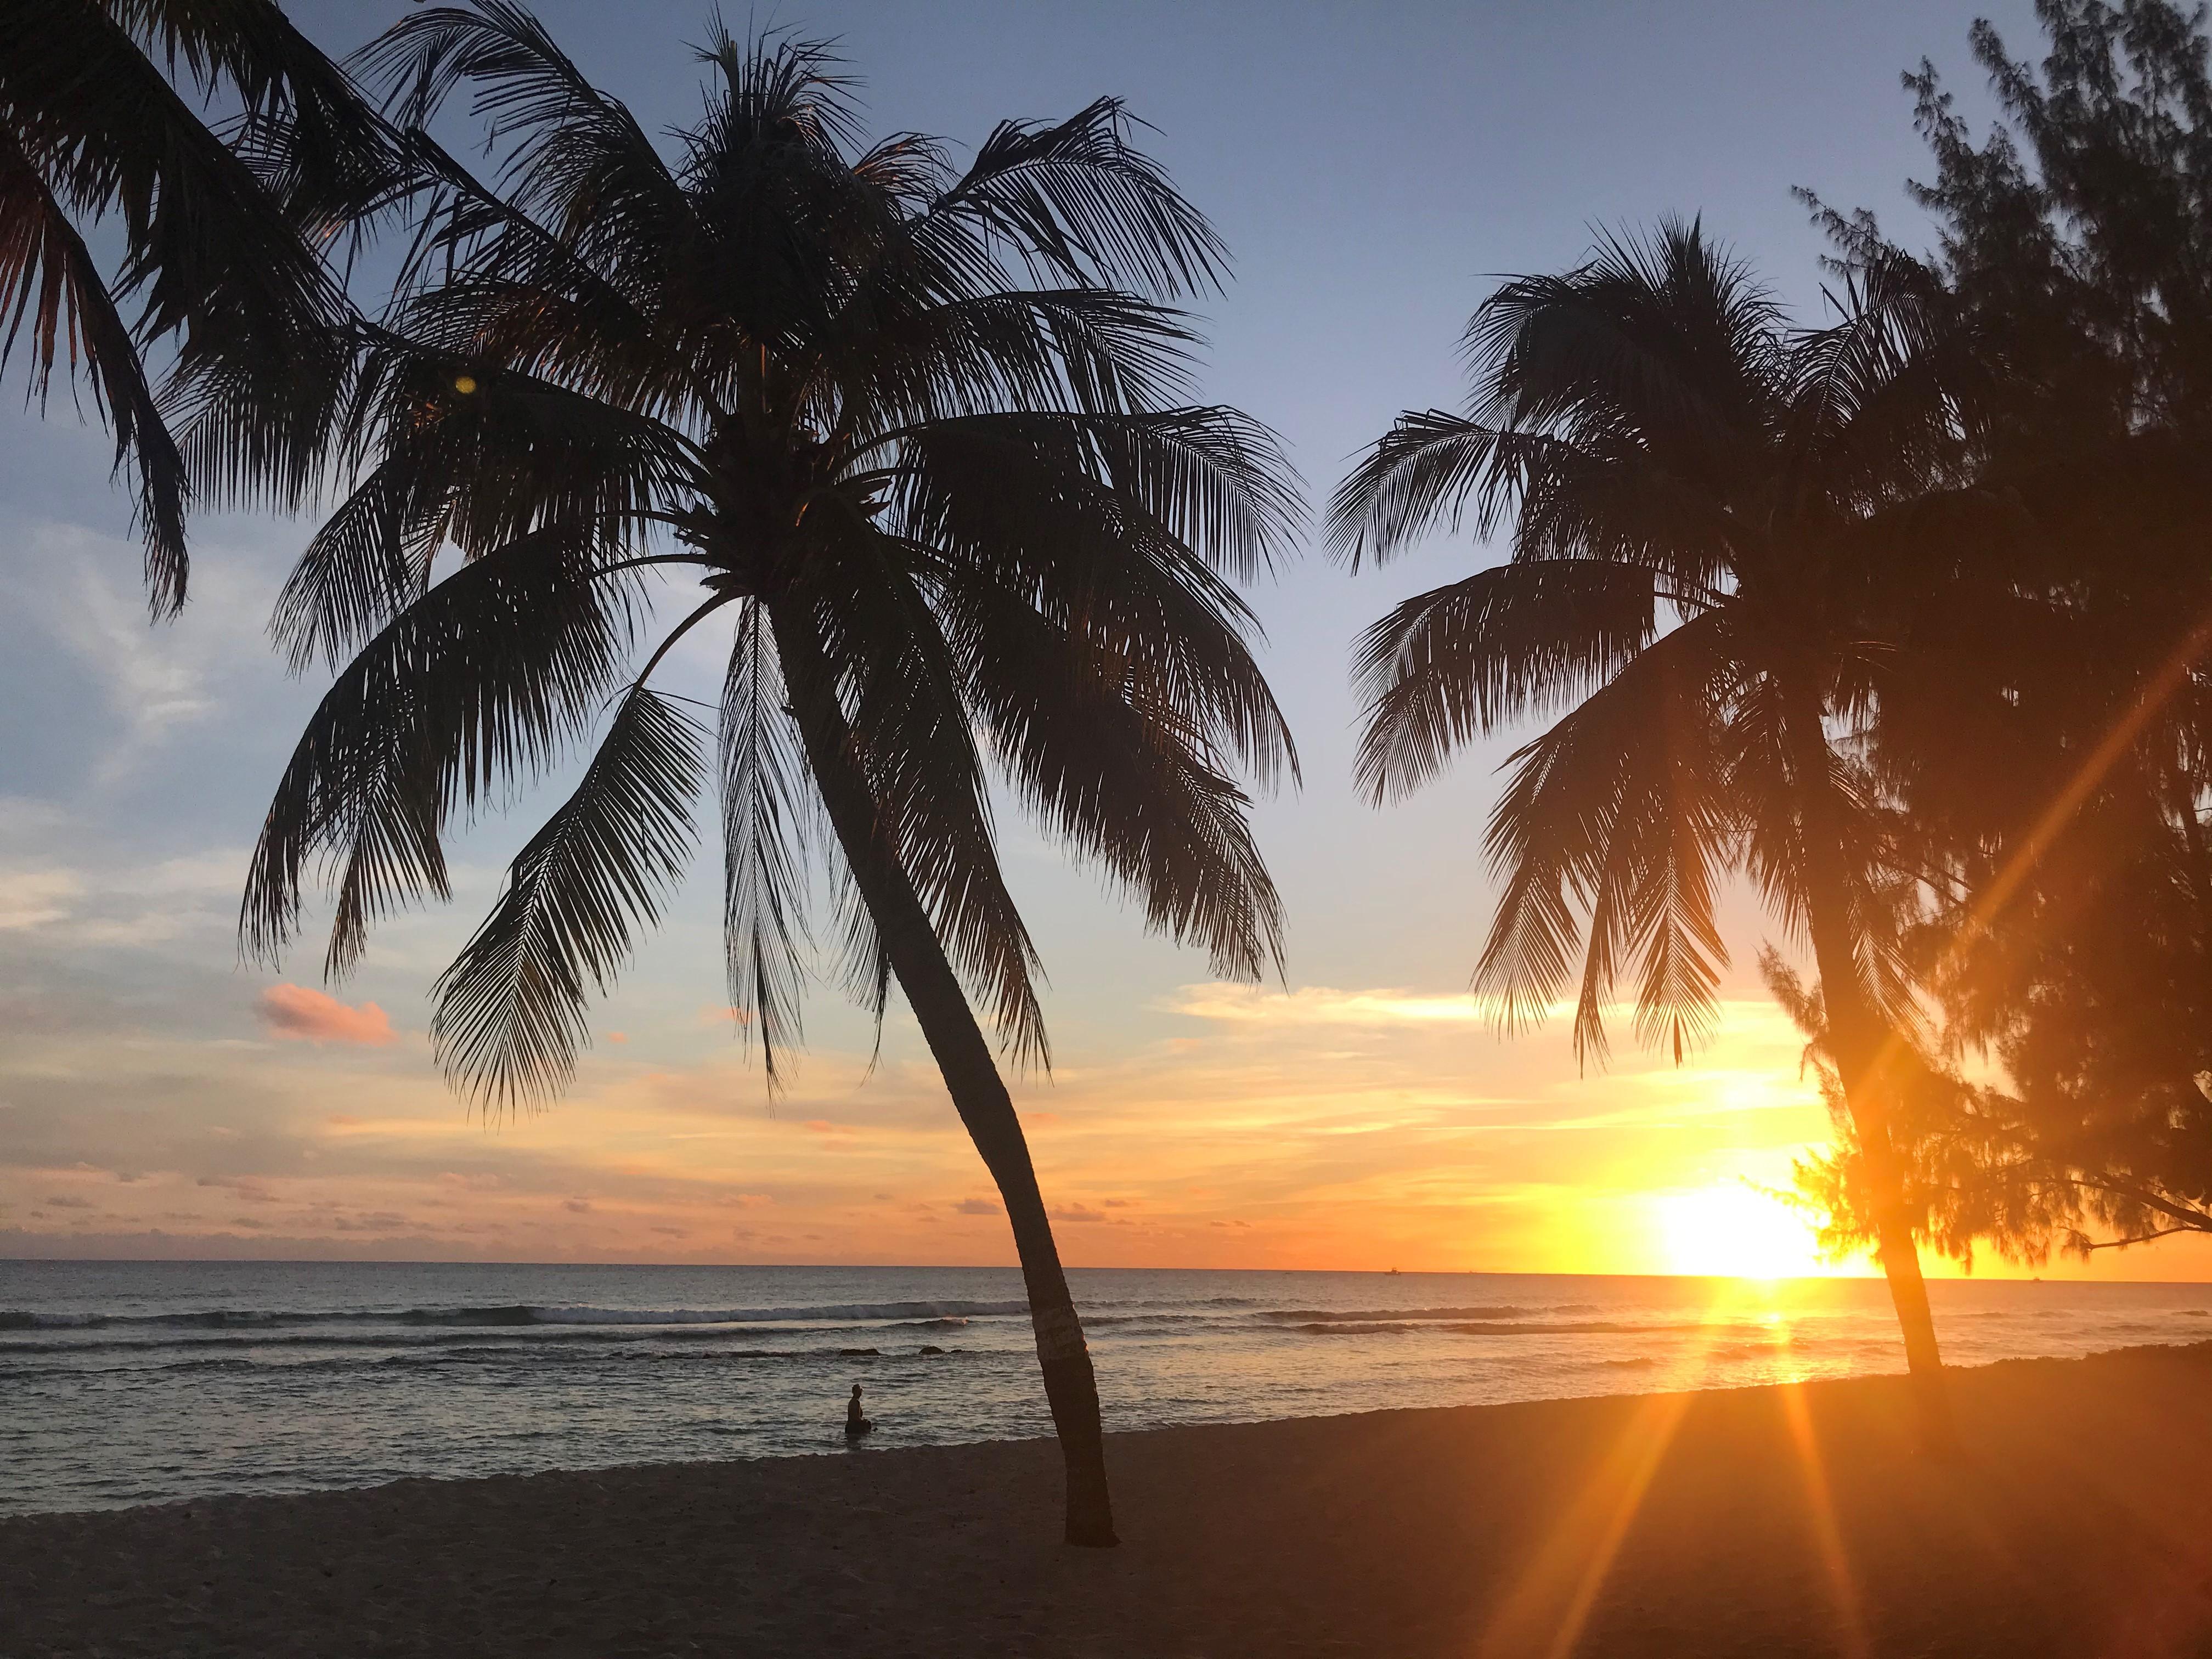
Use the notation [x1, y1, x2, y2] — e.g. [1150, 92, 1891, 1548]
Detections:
[258, 984, 396, 1047]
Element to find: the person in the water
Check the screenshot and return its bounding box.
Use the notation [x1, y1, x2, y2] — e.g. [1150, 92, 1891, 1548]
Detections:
[844, 1384, 874, 1438]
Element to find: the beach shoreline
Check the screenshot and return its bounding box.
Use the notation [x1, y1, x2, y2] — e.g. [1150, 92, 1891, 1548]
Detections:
[8, 1340, 2212, 1656]
[15, 1259, 2205, 1519]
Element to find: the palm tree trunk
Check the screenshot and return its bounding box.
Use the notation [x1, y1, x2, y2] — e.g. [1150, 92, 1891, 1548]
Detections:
[768, 599, 1119, 1547]
[1789, 701, 1955, 1451]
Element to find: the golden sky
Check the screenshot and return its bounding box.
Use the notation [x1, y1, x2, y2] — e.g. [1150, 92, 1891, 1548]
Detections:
[9, 943, 2208, 1279]
[7, 0, 2205, 1284]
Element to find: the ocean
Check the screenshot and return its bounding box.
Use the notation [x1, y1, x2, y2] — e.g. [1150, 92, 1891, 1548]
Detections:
[3, 1260, 2207, 1517]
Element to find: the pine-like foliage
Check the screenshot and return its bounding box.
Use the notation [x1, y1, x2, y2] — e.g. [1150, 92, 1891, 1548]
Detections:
[1814, 1, 2212, 1260]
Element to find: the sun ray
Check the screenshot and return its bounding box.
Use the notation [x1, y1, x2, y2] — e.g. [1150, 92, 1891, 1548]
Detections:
[1776, 1381, 1872, 1659]
[1472, 1284, 1741, 1657]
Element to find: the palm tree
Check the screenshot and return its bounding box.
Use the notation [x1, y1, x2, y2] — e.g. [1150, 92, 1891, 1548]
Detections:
[240, 7, 1297, 1548]
[0, 0, 396, 614]
[1329, 222, 2006, 1446]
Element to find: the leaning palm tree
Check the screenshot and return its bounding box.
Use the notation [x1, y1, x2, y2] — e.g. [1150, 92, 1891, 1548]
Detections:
[0, 0, 396, 614]
[241, 7, 1297, 1548]
[1330, 222, 2002, 1446]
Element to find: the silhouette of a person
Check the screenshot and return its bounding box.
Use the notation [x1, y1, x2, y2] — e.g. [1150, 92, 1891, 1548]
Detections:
[844, 1383, 874, 1438]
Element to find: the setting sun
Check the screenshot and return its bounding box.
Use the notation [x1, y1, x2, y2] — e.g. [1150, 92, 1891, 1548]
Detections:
[1655, 1182, 1832, 1280]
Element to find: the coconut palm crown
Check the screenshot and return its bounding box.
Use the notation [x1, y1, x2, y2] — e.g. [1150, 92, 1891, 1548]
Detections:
[239, 6, 1297, 1547]
[1329, 221, 2010, 1440]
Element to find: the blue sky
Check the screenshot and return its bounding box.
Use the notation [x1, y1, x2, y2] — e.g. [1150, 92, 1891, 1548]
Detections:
[16, 0, 2200, 1277]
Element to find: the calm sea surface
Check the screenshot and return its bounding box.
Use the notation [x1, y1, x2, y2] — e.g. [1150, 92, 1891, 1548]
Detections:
[3, 1260, 2207, 1516]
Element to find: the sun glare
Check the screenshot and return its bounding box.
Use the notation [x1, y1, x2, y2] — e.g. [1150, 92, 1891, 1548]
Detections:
[1655, 1182, 1827, 1280]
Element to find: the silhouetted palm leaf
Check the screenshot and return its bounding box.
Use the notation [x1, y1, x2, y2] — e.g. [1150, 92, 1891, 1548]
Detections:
[1, 0, 396, 610]
[0, 126, 188, 608]
[1351, 558, 1661, 802]
[249, 4, 1295, 1101]
[433, 684, 702, 1106]
[718, 602, 811, 1081]
[244, 526, 638, 974]
[1334, 220, 1973, 1062]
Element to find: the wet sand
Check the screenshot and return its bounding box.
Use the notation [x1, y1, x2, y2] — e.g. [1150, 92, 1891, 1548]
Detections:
[6, 1342, 2210, 1657]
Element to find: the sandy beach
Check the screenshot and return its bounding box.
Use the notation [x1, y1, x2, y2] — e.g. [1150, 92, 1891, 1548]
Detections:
[5, 1342, 2210, 1657]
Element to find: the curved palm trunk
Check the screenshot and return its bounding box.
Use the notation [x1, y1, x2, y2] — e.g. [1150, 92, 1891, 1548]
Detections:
[1790, 703, 1955, 1451]
[769, 600, 1118, 1547]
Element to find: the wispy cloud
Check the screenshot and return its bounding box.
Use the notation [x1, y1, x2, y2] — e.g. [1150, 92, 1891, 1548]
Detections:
[1168, 983, 1488, 1025]
[0, 868, 82, 931]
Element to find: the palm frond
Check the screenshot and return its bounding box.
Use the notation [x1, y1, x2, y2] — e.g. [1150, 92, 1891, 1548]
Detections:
[800, 534, 1050, 1066]
[1472, 220, 1783, 454]
[885, 409, 1299, 785]
[269, 338, 699, 669]
[5, 0, 363, 522]
[432, 683, 702, 1108]
[943, 573, 1284, 980]
[269, 447, 448, 674]
[1352, 558, 1660, 802]
[689, 24, 863, 157]
[357, 0, 688, 278]
[1785, 247, 1965, 505]
[718, 601, 812, 1085]
[110, 0, 404, 230]
[243, 524, 637, 974]
[1474, 613, 1735, 1066]
[0, 127, 189, 614]
[827, 288, 1201, 431]
[928, 97, 1226, 298]
[1325, 410, 1500, 570]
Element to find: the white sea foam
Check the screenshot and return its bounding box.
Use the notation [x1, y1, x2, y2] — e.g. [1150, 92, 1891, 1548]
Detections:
[527, 1300, 1030, 1326]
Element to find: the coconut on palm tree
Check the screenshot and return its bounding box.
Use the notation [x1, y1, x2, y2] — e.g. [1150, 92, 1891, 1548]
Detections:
[0, 0, 396, 614]
[1329, 221, 2011, 1446]
[241, 5, 1298, 1547]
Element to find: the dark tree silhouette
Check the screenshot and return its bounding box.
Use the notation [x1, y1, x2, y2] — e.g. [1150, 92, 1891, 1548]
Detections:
[1797, 0, 2212, 1266]
[241, 7, 1299, 1548]
[0, 0, 395, 613]
[1329, 222, 2017, 1447]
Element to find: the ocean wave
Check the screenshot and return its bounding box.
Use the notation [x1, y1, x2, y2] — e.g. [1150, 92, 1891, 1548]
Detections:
[0, 1321, 990, 1359]
[1286, 1317, 1810, 1340]
[533, 1300, 1028, 1326]
[1279, 1319, 1570, 1336]
[29, 1340, 979, 1380]
[1254, 1305, 1582, 1323]
[0, 1299, 1032, 1334]
[1288, 1318, 1640, 1336]
[1081, 1312, 1216, 1328]
[1704, 1341, 1832, 1361]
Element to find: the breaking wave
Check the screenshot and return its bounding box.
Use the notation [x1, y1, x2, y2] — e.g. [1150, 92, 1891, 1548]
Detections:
[0, 1299, 1031, 1335]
